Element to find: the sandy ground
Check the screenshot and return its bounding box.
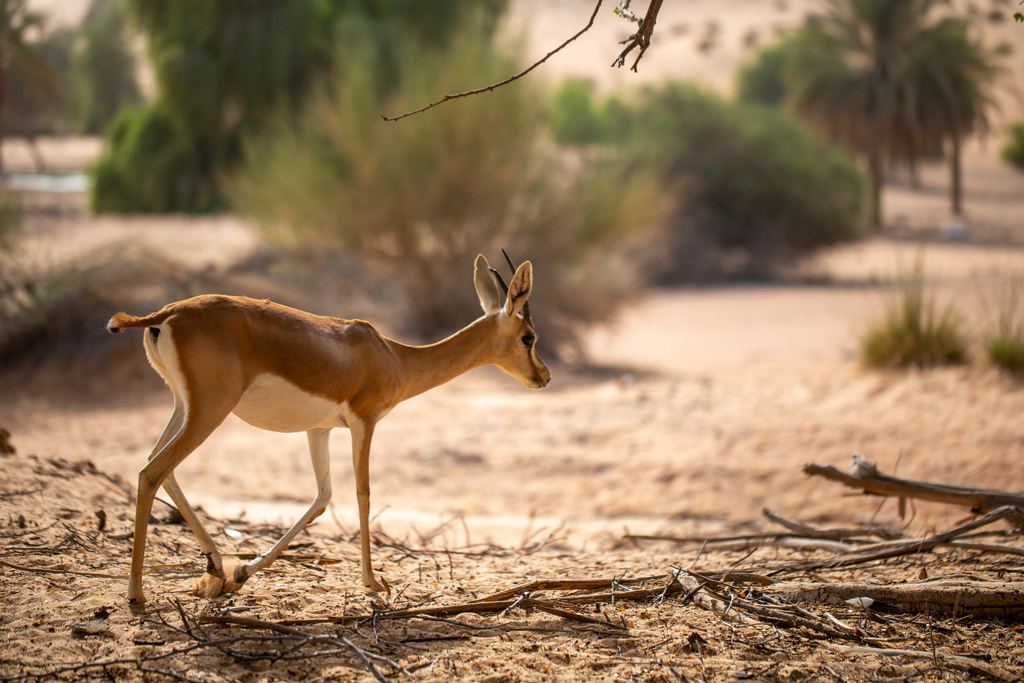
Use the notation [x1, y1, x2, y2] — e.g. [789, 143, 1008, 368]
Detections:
[3, 150, 1024, 679]
[4, 2, 1024, 679]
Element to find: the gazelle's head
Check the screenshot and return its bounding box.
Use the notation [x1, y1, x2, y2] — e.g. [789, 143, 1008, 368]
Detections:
[474, 252, 551, 390]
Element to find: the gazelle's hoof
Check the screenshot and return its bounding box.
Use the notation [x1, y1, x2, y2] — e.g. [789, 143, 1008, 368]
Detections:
[363, 574, 390, 595]
[193, 555, 249, 599]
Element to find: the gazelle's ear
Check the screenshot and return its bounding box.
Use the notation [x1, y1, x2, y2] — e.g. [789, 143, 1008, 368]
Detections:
[503, 261, 533, 318]
[474, 255, 502, 314]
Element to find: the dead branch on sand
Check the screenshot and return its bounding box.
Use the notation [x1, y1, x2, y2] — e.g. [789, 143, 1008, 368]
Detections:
[805, 453, 1024, 513]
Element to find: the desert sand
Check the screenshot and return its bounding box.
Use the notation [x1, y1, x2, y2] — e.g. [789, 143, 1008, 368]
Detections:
[4, 1, 1024, 680]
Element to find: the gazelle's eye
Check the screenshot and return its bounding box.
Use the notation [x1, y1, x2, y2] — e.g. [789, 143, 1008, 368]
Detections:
[521, 333, 535, 347]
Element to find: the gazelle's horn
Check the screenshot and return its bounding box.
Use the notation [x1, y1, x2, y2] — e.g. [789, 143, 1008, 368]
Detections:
[489, 267, 509, 296]
[500, 248, 531, 322]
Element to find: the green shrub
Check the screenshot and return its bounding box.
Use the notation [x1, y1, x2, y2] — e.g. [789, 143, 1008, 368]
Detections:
[620, 85, 870, 280]
[735, 36, 800, 107]
[980, 270, 1024, 373]
[1001, 122, 1024, 168]
[230, 21, 669, 352]
[549, 78, 625, 145]
[860, 256, 968, 369]
[91, 103, 216, 213]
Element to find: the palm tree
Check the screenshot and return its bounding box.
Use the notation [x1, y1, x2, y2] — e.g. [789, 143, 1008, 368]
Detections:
[784, 0, 998, 226]
[0, 0, 60, 174]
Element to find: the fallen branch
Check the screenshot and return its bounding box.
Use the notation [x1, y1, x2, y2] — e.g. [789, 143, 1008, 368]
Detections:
[625, 533, 858, 554]
[472, 574, 665, 602]
[280, 573, 701, 631]
[825, 643, 1018, 681]
[769, 580, 1024, 619]
[805, 454, 1024, 512]
[0, 559, 125, 579]
[790, 505, 1024, 571]
[198, 615, 406, 683]
[762, 508, 905, 541]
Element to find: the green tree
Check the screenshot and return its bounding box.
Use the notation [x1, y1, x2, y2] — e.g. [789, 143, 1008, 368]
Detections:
[92, 0, 507, 213]
[0, 0, 61, 172]
[67, 0, 141, 135]
[93, 0, 338, 212]
[784, 0, 998, 225]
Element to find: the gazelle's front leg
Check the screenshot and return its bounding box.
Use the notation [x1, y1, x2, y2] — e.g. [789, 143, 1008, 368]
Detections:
[243, 428, 334, 576]
[350, 418, 387, 592]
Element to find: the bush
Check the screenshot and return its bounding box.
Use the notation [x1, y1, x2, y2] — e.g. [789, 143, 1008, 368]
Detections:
[548, 78, 626, 145]
[230, 21, 670, 353]
[91, 103, 216, 213]
[735, 37, 800, 107]
[619, 85, 870, 280]
[1002, 122, 1024, 168]
[980, 270, 1024, 373]
[860, 256, 968, 369]
[0, 241, 184, 392]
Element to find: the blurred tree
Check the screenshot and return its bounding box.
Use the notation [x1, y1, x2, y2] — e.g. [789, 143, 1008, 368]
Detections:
[67, 0, 141, 135]
[0, 0, 62, 173]
[92, 0, 506, 213]
[93, 0, 338, 212]
[784, 0, 998, 224]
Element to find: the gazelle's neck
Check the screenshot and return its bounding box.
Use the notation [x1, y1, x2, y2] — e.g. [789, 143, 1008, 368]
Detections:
[388, 315, 497, 402]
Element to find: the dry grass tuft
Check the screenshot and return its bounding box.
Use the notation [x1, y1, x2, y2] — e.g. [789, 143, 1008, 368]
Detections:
[860, 255, 968, 369]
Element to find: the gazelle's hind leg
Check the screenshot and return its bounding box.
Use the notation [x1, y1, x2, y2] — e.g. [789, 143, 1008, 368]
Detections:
[243, 428, 334, 578]
[129, 393, 238, 603]
[147, 401, 220, 559]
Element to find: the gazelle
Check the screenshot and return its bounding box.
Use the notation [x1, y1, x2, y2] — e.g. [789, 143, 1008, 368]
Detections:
[107, 253, 549, 603]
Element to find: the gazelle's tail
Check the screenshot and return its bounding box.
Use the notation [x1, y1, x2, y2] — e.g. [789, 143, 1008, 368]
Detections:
[107, 310, 171, 333]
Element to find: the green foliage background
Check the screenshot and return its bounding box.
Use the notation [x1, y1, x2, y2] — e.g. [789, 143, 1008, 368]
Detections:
[89, 0, 507, 214]
[549, 82, 871, 281]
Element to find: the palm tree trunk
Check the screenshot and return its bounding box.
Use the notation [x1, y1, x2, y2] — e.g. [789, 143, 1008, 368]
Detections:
[950, 132, 962, 216]
[0, 65, 6, 176]
[868, 146, 882, 228]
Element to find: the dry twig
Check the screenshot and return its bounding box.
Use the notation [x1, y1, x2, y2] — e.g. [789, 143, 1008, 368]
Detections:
[612, 0, 665, 71]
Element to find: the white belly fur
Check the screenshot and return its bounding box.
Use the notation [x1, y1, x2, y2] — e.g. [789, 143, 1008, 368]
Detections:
[233, 373, 346, 433]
